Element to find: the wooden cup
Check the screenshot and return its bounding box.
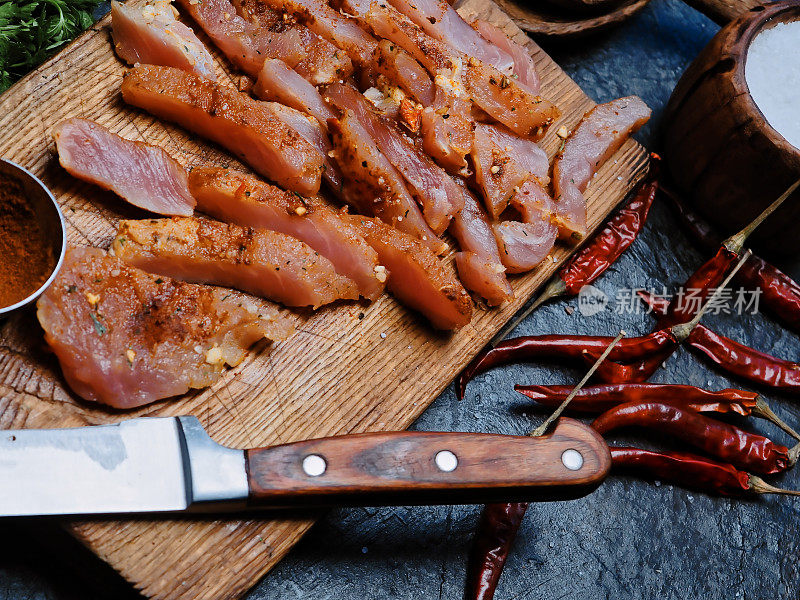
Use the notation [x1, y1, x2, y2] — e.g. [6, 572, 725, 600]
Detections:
[662, 0, 800, 257]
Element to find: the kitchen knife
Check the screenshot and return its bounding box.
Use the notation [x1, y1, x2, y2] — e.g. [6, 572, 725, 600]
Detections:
[0, 416, 610, 516]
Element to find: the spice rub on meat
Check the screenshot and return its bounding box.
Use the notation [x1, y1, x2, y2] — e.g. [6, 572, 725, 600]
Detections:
[470, 122, 549, 220]
[365, 2, 559, 139]
[231, 0, 353, 84]
[345, 214, 472, 330]
[111, 0, 217, 80]
[328, 113, 445, 255]
[553, 96, 651, 242]
[112, 217, 360, 308]
[121, 64, 324, 195]
[188, 167, 384, 300]
[325, 83, 462, 235]
[36, 246, 292, 408]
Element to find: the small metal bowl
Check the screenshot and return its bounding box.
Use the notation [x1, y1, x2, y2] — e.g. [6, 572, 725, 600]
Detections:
[0, 159, 67, 317]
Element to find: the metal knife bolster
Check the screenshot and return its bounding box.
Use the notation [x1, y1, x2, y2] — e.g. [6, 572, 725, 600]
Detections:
[177, 417, 248, 510]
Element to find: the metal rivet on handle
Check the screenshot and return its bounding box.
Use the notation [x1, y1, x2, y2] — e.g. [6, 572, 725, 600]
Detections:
[435, 450, 458, 472]
[561, 449, 584, 471]
[302, 454, 326, 477]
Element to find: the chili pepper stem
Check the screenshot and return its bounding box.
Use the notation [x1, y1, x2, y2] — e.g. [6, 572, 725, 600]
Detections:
[671, 250, 753, 342]
[788, 442, 800, 466]
[749, 474, 800, 496]
[530, 331, 626, 437]
[754, 397, 800, 443]
[490, 279, 567, 348]
[723, 179, 800, 254]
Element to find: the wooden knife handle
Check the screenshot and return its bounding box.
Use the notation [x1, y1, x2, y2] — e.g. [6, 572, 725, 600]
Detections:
[245, 418, 610, 507]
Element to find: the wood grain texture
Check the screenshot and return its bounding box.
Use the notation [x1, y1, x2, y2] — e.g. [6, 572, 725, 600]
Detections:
[0, 0, 648, 597]
[245, 419, 611, 505]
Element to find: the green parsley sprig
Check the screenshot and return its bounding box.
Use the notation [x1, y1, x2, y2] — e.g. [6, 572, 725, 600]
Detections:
[0, 0, 102, 93]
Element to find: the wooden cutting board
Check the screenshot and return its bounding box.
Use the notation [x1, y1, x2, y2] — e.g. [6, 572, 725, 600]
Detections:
[0, 0, 648, 598]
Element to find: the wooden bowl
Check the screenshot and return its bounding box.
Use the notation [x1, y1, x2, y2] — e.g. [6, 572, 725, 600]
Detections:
[662, 1, 800, 257]
[493, 0, 650, 38]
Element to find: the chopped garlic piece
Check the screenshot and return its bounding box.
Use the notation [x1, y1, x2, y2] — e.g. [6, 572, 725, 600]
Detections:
[205, 345, 224, 365]
[374, 265, 388, 283]
[85, 292, 100, 306]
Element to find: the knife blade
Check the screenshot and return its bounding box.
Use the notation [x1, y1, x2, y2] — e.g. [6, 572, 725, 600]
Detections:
[0, 416, 610, 516]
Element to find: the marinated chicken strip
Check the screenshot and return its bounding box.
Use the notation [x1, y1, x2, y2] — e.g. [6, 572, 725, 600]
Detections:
[121, 65, 323, 195]
[420, 88, 474, 174]
[345, 214, 472, 330]
[325, 83, 463, 234]
[254, 58, 336, 127]
[511, 177, 556, 223]
[553, 96, 651, 241]
[328, 113, 445, 254]
[471, 122, 549, 219]
[53, 118, 195, 217]
[175, 0, 301, 77]
[340, 0, 437, 109]
[260, 0, 378, 66]
[232, 0, 353, 84]
[188, 167, 384, 300]
[370, 39, 435, 106]
[460, 57, 558, 140]
[492, 179, 557, 274]
[471, 19, 539, 95]
[112, 217, 358, 307]
[449, 184, 512, 306]
[387, 0, 513, 73]
[365, 2, 558, 139]
[265, 100, 343, 191]
[37, 246, 292, 408]
[111, 0, 216, 80]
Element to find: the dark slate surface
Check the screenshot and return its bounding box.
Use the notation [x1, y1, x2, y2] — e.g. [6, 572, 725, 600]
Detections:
[3, 1, 800, 598]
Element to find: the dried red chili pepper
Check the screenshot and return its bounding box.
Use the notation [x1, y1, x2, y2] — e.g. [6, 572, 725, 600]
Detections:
[608, 447, 800, 497]
[531, 156, 659, 310]
[640, 291, 800, 397]
[456, 328, 681, 400]
[460, 240, 754, 399]
[580, 247, 753, 385]
[664, 187, 800, 335]
[515, 383, 759, 415]
[593, 401, 790, 475]
[516, 383, 799, 440]
[580, 339, 678, 384]
[684, 327, 800, 396]
[658, 179, 800, 327]
[464, 502, 528, 600]
[610, 447, 752, 496]
[658, 246, 739, 327]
